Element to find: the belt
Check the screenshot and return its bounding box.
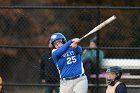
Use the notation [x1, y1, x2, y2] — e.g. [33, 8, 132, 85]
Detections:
[61, 73, 85, 80]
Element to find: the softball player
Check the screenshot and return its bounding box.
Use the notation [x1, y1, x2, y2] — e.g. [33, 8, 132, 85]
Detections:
[50, 33, 88, 93]
[106, 66, 127, 93]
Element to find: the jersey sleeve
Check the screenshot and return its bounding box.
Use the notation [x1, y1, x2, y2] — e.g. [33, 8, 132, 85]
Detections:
[115, 83, 127, 93]
[52, 40, 72, 62]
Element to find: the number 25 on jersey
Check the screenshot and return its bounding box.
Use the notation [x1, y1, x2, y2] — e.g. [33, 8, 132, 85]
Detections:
[67, 56, 77, 64]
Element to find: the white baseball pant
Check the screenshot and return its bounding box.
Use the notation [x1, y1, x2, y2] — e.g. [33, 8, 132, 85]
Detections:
[60, 75, 88, 93]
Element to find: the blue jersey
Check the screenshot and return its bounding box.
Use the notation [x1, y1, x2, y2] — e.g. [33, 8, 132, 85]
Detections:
[52, 40, 85, 78]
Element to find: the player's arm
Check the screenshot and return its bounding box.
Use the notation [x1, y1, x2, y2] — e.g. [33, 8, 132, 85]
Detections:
[70, 38, 80, 48]
[70, 38, 82, 54]
[52, 40, 72, 58]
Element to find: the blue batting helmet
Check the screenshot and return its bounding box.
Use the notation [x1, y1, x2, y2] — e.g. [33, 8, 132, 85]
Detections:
[50, 33, 67, 45]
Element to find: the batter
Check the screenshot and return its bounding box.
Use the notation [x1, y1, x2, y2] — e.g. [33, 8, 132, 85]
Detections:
[50, 32, 88, 93]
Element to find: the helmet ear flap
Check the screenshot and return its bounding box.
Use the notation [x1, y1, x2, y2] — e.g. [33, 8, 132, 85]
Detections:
[115, 72, 122, 80]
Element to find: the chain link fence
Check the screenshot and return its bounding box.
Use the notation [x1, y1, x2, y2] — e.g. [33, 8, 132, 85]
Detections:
[0, 6, 140, 93]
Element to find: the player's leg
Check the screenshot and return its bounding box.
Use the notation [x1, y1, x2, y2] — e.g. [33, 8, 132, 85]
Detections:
[60, 80, 73, 93]
[73, 76, 88, 93]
